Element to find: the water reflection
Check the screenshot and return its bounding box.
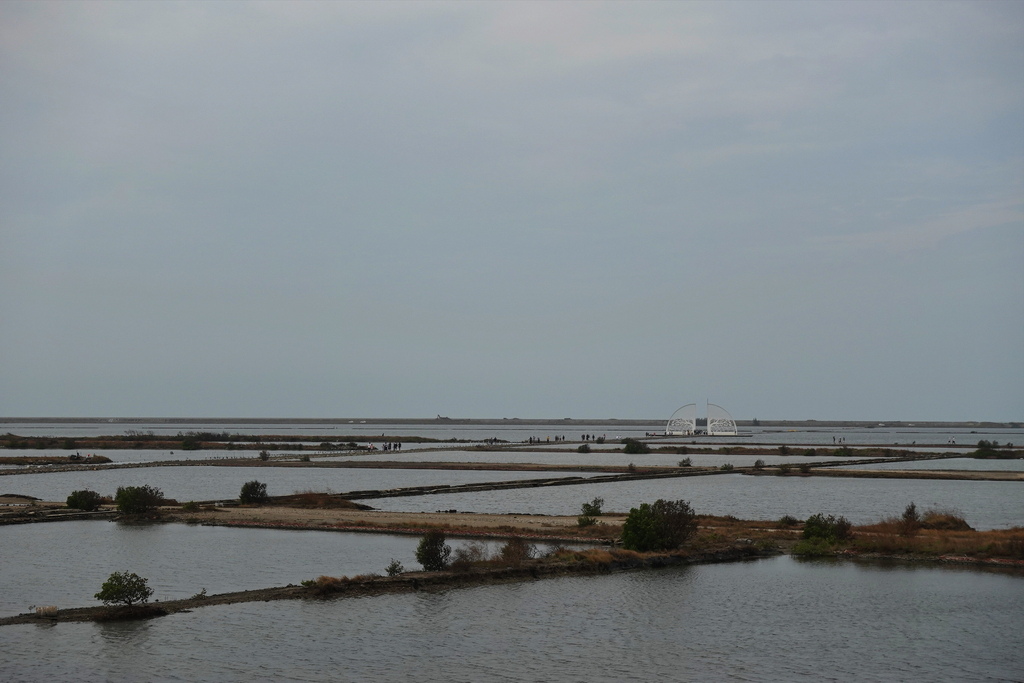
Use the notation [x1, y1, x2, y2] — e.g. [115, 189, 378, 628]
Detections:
[6, 557, 1019, 682]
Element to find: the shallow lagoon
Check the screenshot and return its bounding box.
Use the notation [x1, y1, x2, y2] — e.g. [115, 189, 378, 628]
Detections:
[365, 474, 1024, 529]
[2, 556, 1021, 682]
[0, 466, 596, 503]
[0, 521, 570, 619]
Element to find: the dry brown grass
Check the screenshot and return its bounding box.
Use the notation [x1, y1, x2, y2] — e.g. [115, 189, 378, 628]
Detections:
[850, 527, 1024, 558]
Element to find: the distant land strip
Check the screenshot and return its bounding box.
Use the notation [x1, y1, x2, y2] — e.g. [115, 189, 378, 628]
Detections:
[1, 417, 1020, 428]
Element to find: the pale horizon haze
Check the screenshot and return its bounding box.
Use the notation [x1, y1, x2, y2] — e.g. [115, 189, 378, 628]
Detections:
[1, 1, 1022, 422]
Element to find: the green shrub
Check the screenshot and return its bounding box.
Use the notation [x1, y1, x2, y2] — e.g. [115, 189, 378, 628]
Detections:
[803, 513, 852, 542]
[778, 514, 800, 527]
[181, 501, 201, 512]
[622, 438, 650, 455]
[67, 489, 103, 512]
[578, 497, 604, 527]
[798, 463, 811, 473]
[94, 571, 154, 607]
[778, 445, 790, 455]
[719, 463, 734, 472]
[678, 457, 692, 467]
[115, 485, 164, 515]
[385, 559, 405, 576]
[777, 463, 791, 475]
[898, 502, 920, 537]
[415, 530, 451, 571]
[753, 459, 765, 470]
[258, 450, 270, 461]
[621, 499, 697, 552]
[577, 443, 591, 453]
[239, 480, 268, 504]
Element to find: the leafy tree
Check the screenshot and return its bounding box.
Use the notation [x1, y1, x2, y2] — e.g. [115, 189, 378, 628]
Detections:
[239, 480, 268, 504]
[415, 530, 452, 571]
[67, 489, 103, 511]
[622, 438, 650, 455]
[115, 485, 164, 515]
[621, 499, 698, 552]
[94, 571, 154, 607]
[578, 497, 604, 527]
[386, 559, 405, 576]
[898, 502, 921, 537]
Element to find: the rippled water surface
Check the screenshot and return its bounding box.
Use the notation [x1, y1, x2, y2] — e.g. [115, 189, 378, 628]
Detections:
[0, 466, 594, 502]
[847, 457, 1024, 472]
[365, 474, 1024, 529]
[3, 557, 1021, 682]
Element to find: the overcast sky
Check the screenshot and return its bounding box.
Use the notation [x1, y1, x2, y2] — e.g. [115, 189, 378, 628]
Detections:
[1, 1, 1021, 421]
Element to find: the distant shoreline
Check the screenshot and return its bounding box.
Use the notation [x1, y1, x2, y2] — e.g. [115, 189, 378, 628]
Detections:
[0, 417, 1019, 428]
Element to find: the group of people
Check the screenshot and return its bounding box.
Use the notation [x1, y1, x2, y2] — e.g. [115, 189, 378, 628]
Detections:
[524, 434, 605, 444]
[368, 441, 403, 452]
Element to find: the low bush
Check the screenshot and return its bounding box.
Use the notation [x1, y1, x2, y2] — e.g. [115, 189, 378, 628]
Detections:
[622, 438, 650, 455]
[181, 501, 201, 512]
[385, 559, 405, 576]
[577, 443, 591, 453]
[450, 542, 489, 571]
[803, 513, 852, 543]
[777, 463, 791, 475]
[67, 489, 103, 511]
[921, 508, 972, 531]
[577, 497, 604, 527]
[678, 457, 692, 467]
[497, 537, 536, 567]
[753, 459, 765, 470]
[719, 463, 734, 472]
[778, 515, 800, 527]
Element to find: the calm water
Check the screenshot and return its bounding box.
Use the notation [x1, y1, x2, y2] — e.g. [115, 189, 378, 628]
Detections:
[2, 557, 1021, 682]
[364, 474, 1024, 529]
[4, 420, 1022, 681]
[338, 448, 877, 468]
[0, 466, 597, 503]
[0, 521, 566, 619]
[4, 420, 1021, 446]
[846, 457, 1024, 472]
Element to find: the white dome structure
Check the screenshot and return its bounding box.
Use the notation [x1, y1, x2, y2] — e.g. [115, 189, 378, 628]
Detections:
[666, 402, 737, 436]
[666, 403, 697, 435]
[707, 403, 738, 436]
